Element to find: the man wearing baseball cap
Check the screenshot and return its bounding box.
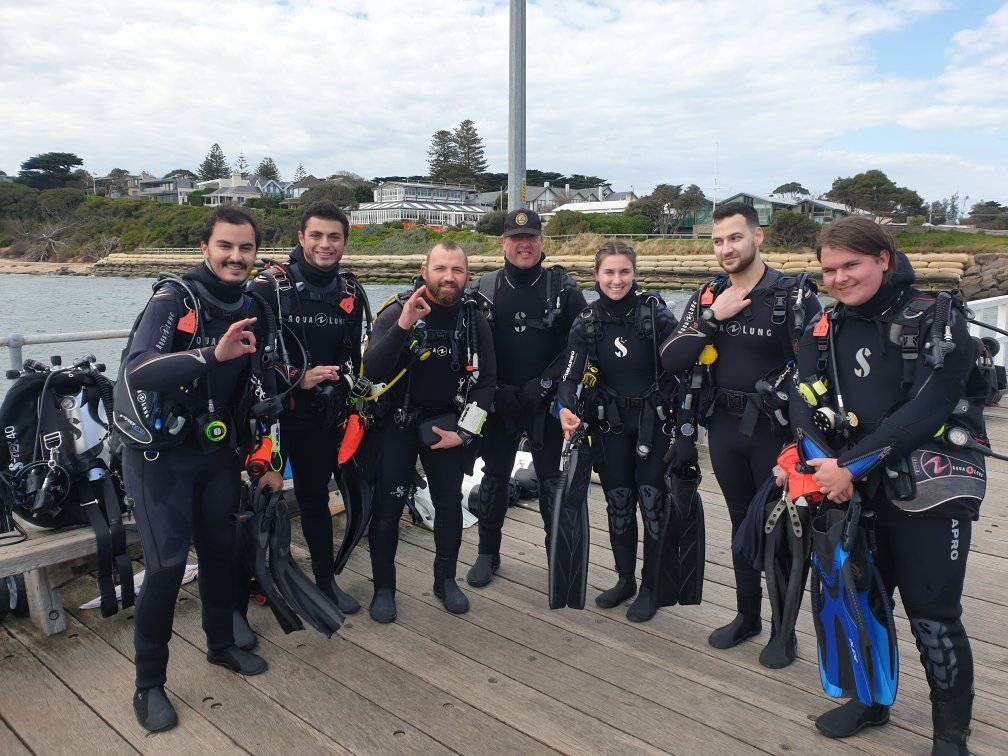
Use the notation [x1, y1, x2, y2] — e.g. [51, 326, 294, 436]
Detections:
[466, 209, 588, 587]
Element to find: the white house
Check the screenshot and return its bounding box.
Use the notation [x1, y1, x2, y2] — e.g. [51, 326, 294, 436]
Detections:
[205, 185, 262, 207]
[351, 180, 489, 226]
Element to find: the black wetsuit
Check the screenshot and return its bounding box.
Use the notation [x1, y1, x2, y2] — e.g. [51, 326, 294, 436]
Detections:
[660, 265, 821, 617]
[362, 289, 496, 590]
[470, 259, 588, 556]
[123, 264, 272, 690]
[558, 286, 678, 583]
[248, 247, 367, 589]
[791, 253, 978, 734]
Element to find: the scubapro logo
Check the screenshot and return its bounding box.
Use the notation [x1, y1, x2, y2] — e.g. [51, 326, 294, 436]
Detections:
[854, 347, 872, 378]
[514, 311, 527, 333]
[614, 337, 628, 358]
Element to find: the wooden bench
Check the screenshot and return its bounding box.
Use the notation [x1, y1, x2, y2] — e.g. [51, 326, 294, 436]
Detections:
[0, 523, 142, 636]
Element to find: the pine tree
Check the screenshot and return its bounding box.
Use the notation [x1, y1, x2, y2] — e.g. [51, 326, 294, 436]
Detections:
[294, 162, 307, 182]
[197, 143, 230, 180]
[452, 120, 488, 174]
[255, 157, 280, 181]
[234, 151, 249, 173]
[427, 130, 459, 177]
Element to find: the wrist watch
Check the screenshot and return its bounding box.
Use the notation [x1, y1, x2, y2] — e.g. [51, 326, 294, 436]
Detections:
[700, 308, 721, 327]
[457, 428, 476, 447]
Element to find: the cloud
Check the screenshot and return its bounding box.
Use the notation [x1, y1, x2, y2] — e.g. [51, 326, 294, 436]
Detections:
[0, 0, 1002, 203]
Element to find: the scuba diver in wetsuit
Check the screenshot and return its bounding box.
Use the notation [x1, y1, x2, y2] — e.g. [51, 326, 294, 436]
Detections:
[466, 208, 588, 588]
[557, 241, 678, 621]
[116, 208, 283, 732]
[362, 241, 496, 623]
[246, 201, 367, 619]
[790, 217, 982, 755]
[660, 202, 821, 660]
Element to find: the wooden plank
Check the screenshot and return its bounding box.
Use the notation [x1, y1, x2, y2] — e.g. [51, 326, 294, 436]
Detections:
[0, 718, 30, 755]
[61, 578, 358, 755]
[152, 580, 445, 756]
[340, 548, 821, 755]
[0, 624, 136, 754]
[423, 517, 1008, 754]
[381, 534, 927, 755]
[7, 611, 245, 755]
[0, 525, 139, 578]
[23, 567, 67, 636]
[230, 592, 551, 754]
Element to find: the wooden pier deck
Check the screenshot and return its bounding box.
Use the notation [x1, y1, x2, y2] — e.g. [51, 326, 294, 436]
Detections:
[3, 408, 1008, 754]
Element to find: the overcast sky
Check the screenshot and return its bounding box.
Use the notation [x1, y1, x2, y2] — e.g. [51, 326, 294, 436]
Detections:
[1, 0, 1004, 206]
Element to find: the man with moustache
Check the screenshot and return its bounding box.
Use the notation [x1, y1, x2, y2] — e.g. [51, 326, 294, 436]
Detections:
[660, 202, 821, 667]
[244, 201, 368, 634]
[116, 207, 283, 732]
[465, 209, 587, 588]
[362, 241, 496, 622]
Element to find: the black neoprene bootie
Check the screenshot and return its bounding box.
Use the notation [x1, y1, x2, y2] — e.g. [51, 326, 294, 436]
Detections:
[233, 610, 257, 651]
[466, 554, 500, 588]
[369, 588, 397, 623]
[435, 578, 470, 614]
[595, 576, 637, 609]
[815, 700, 890, 738]
[321, 579, 361, 615]
[133, 686, 177, 733]
[709, 594, 762, 649]
[206, 646, 268, 676]
[758, 631, 797, 669]
[626, 585, 657, 622]
[930, 694, 972, 755]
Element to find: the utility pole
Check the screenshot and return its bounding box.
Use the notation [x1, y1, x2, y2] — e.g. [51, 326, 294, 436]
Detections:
[507, 0, 526, 212]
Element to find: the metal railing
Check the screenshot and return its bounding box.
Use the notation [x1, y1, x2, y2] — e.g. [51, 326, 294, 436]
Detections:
[968, 294, 1008, 367]
[3, 330, 131, 372]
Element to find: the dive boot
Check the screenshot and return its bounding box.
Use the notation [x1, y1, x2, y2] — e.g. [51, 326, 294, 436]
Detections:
[595, 576, 637, 609]
[466, 554, 500, 588]
[709, 594, 762, 649]
[930, 695, 972, 756]
[758, 632, 797, 669]
[369, 588, 397, 623]
[435, 578, 470, 614]
[133, 686, 177, 733]
[233, 610, 258, 652]
[207, 646, 268, 676]
[321, 579, 360, 615]
[626, 585, 657, 623]
[815, 700, 890, 738]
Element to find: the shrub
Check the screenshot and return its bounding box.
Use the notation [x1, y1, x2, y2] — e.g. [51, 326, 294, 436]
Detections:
[766, 211, 819, 248]
[544, 210, 589, 236]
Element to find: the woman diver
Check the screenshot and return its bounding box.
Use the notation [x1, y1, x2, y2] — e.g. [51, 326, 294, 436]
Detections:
[556, 241, 678, 621]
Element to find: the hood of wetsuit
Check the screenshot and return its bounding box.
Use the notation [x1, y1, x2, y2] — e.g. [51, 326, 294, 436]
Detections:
[291, 245, 340, 287]
[595, 282, 639, 317]
[186, 262, 244, 305]
[845, 251, 915, 318]
[504, 257, 544, 286]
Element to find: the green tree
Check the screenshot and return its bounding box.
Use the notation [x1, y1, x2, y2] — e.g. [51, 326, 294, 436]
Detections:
[427, 130, 459, 176]
[354, 184, 372, 203]
[772, 181, 810, 201]
[766, 211, 819, 248]
[293, 163, 307, 182]
[544, 210, 589, 236]
[967, 201, 1008, 230]
[298, 182, 357, 209]
[164, 169, 198, 182]
[197, 143, 230, 181]
[37, 188, 86, 216]
[452, 120, 488, 174]
[825, 169, 925, 220]
[234, 151, 249, 174]
[17, 152, 85, 189]
[567, 174, 608, 189]
[476, 211, 505, 235]
[0, 182, 39, 219]
[245, 195, 283, 210]
[255, 157, 280, 181]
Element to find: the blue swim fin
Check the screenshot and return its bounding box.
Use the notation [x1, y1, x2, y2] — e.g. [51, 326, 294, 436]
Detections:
[810, 495, 898, 707]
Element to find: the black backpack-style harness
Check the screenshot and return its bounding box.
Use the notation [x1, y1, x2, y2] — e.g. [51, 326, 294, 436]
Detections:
[472, 265, 569, 334]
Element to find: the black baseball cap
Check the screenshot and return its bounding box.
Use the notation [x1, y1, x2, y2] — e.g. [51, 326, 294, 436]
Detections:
[502, 209, 543, 237]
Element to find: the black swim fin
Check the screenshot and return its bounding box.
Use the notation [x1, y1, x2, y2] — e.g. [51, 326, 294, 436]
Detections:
[265, 492, 345, 636]
[333, 458, 373, 575]
[652, 463, 704, 607]
[548, 427, 592, 610]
